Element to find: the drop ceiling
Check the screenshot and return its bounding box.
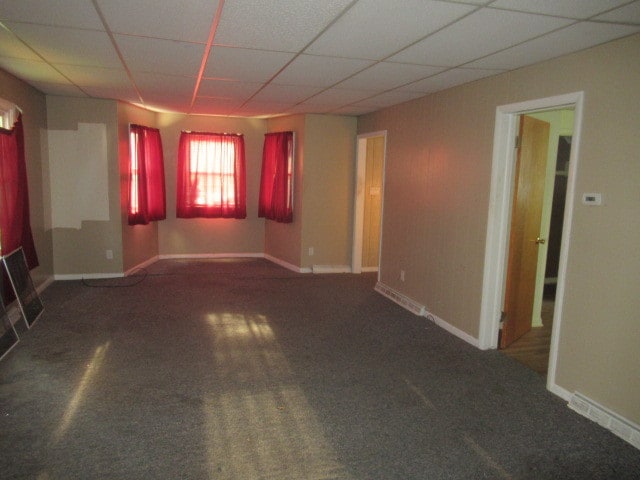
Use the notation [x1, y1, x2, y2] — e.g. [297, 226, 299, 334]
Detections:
[1, 0, 639, 118]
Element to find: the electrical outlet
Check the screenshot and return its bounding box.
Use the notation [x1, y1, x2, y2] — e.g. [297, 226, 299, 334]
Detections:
[400, 270, 405, 282]
[106, 249, 113, 260]
[308, 247, 314, 256]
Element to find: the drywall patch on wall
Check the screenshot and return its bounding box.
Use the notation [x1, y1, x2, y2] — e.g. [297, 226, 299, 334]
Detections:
[48, 123, 109, 229]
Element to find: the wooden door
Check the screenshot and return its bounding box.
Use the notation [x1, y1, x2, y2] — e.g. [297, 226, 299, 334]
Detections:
[362, 136, 384, 268]
[500, 115, 550, 348]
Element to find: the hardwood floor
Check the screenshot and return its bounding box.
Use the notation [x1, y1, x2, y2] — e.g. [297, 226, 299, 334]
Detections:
[501, 299, 554, 376]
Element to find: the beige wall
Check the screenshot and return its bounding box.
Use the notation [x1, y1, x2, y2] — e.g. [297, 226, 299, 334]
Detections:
[301, 114, 357, 269]
[117, 102, 159, 272]
[358, 33, 640, 424]
[0, 70, 52, 286]
[46, 96, 121, 275]
[264, 114, 305, 267]
[156, 113, 266, 255]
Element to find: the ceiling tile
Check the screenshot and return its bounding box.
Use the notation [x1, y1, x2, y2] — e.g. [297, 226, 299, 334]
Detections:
[27, 80, 88, 97]
[82, 85, 140, 103]
[234, 101, 295, 117]
[337, 62, 445, 90]
[0, 0, 103, 29]
[132, 72, 197, 95]
[191, 97, 245, 115]
[204, 46, 295, 82]
[116, 35, 204, 74]
[198, 79, 263, 98]
[0, 57, 69, 84]
[0, 26, 41, 61]
[594, 1, 640, 23]
[273, 54, 375, 87]
[252, 84, 324, 103]
[390, 8, 573, 66]
[5, 23, 121, 68]
[467, 22, 640, 70]
[400, 67, 504, 93]
[330, 104, 377, 116]
[490, 0, 631, 19]
[213, 0, 353, 51]
[301, 88, 375, 108]
[55, 65, 130, 88]
[353, 90, 426, 108]
[144, 92, 193, 113]
[97, 0, 219, 43]
[306, 0, 476, 60]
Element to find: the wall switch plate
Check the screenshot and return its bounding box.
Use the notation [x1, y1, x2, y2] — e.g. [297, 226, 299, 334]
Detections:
[106, 249, 113, 259]
[308, 247, 314, 256]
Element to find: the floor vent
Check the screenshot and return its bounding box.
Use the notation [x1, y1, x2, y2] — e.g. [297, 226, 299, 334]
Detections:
[569, 392, 640, 450]
[375, 282, 425, 316]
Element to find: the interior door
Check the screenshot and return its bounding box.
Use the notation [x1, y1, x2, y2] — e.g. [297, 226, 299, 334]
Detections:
[362, 136, 384, 269]
[500, 115, 550, 348]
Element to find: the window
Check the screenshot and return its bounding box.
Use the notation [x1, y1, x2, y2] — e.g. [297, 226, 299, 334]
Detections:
[258, 131, 294, 223]
[176, 131, 246, 219]
[128, 125, 166, 225]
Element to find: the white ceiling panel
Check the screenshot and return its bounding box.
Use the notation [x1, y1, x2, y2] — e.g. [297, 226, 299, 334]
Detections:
[81, 85, 140, 103]
[97, 0, 219, 44]
[252, 84, 323, 103]
[594, 1, 640, 23]
[132, 72, 197, 95]
[337, 62, 445, 91]
[400, 67, 504, 94]
[353, 90, 426, 108]
[213, 0, 353, 51]
[0, 57, 70, 84]
[273, 54, 375, 87]
[191, 97, 245, 115]
[204, 46, 295, 82]
[0, 26, 41, 61]
[302, 88, 375, 108]
[467, 22, 640, 70]
[331, 104, 377, 116]
[198, 79, 264, 98]
[489, 0, 631, 19]
[27, 80, 88, 97]
[5, 23, 121, 68]
[116, 35, 204, 74]
[0, 0, 103, 29]
[233, 100, 294, 117]
[305, 0, 476, 60]
[55, 65, 130, 88]
[390, 8, 573, 67]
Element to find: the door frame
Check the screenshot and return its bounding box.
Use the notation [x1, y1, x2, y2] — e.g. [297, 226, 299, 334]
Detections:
[478, 92, 584, 395]
[352, 131, 387, 277]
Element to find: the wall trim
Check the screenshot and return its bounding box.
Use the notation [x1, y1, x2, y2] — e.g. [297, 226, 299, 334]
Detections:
[568, 392, 640, 451]
[159, 252, 264, 260]
[312, 265, 351, 274]
[424, 311, 480, 348]
[35, 275, 55, 294]
[361, 267, 379, 273]
[264, 254, 312, 273]
[54, 273, 124, 280]
[124, 255, 159, 276]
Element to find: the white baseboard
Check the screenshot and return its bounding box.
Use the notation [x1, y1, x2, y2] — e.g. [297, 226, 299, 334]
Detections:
[569, 392, 640, 450]
[54, 273, 124, 280]
[424, 310, 480, 348]
[312, 264, 351, 274]
[159, 252, 264, 260]
[374, 281, 480, 347]
[35, 275, 55, 294]
[124, 255, 159, 276]
[264, 254, 312, 273]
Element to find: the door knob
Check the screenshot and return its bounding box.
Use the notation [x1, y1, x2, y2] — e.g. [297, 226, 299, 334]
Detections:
[535, 237, 546, 244]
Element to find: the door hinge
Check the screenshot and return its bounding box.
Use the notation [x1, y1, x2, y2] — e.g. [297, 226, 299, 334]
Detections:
[514, 135, 521, 149]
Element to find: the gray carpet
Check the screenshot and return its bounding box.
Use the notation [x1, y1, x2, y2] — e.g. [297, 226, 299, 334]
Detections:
[1, 258, 639, 479]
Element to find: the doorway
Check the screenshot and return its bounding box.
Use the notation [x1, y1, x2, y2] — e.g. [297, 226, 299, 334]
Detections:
[501, 110, 574, 376]
[352, 132, 386, 275]
[478, 92, 583, 396]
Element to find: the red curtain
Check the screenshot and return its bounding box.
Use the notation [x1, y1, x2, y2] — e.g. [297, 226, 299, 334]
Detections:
[176, 131, 246, 219]
[259, 131, 293, 223]
[1, 115, 38, 302]
[128, 124, 166, 225]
